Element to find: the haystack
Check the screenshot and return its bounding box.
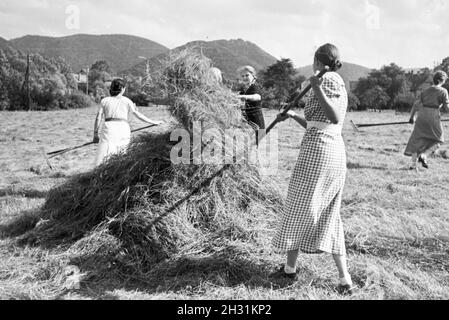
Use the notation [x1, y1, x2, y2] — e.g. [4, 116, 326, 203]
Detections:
[27, 49, 283, 276]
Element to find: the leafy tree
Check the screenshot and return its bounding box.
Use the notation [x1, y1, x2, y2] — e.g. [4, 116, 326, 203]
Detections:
[91, 60, 111, 73]
[359, 85, 390, 111]
[88, 60, 113, 97]
[407, 68, 432, 96]
[354, 63, 407, 109]
[126, 76, 151, 106]
[347, 92, 360, 111]
[0, 48, 91, 110]
[394, 93, 416, 113]
[260, 58, 303, 109]
[435, 57, 449, 91]
[382, 63, 408, 102]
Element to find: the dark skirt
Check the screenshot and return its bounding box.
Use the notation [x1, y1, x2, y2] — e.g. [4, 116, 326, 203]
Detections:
[404, 107, 444, 156]
[243, 109, 265, 145]
[243, 108, 266, 129]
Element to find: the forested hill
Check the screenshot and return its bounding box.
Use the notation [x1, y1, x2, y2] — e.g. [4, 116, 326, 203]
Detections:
[9, 34, 169, 73]
[122, 39, 277, 80]
[296, 61, 372, 88]
[0, 37, 11, 50]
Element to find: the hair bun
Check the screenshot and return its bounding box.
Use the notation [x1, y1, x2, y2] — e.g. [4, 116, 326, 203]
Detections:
[109, 78, 126, 96]
[333, 60, 343, 71]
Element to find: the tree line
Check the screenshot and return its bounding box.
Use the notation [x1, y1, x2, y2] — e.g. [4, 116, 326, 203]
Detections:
[258, 57, 449, 112]
[0, 47, 92, 111]
[1, 46, 448, 112]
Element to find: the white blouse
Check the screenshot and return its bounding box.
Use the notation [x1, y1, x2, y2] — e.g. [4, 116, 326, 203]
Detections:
[100, 96, 137, 120]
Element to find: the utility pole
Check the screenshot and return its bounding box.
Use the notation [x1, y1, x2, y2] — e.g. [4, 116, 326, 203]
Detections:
[86, 67, 90, 95]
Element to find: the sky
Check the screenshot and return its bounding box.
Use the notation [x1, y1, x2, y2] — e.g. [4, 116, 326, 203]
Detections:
[0, 0, 448, 69]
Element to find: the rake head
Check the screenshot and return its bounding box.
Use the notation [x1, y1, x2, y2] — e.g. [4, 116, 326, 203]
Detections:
[350, 120, 361, 132]
[41, 147, 54, 171]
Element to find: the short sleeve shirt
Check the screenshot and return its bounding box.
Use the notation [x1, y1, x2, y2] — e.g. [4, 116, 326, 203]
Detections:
[304, 72, 348, 123]
[100, 96, 137, 120]
[239, 83, 262, 113]
[420, 86, 449, 108]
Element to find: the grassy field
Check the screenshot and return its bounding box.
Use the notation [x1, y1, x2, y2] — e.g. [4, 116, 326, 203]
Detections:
[0, 106, 448, 300]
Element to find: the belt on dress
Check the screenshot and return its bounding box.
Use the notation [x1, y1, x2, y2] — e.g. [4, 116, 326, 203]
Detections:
[307, 121, 342, 134]
[105, 118, 128, 123]
[422, 105, 439, 109]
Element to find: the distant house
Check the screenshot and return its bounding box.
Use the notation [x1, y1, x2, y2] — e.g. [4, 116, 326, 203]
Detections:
[72, 69, 88, 84]
[406, 68, 425, 75]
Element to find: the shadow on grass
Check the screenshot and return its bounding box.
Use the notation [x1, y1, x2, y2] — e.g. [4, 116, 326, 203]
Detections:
[64, 248, 304, 299]
[0, 187, 48, 199]
[1, 212, 303, 298]
[346, 162, 388, 171]
[0, 210, 40, 239]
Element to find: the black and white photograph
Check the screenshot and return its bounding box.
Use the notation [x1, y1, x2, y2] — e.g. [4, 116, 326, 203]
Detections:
[0, 0, 448, 304]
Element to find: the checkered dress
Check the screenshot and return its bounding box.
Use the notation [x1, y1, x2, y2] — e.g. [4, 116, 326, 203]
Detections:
[273, 72, 348, 255]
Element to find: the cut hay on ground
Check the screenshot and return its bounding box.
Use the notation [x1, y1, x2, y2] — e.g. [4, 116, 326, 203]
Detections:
[22, 49, 283, 279]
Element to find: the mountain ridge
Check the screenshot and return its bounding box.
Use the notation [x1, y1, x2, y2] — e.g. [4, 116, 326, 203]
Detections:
[296, 61, 372, 89]
[9, 34, 169, 72]
[0, 36, 11, 49]
[121, 38, 278, 80]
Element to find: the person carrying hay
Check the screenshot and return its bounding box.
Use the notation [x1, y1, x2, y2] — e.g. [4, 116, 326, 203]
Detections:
[404, 70, 449, 169]
[93, 78, 162, 166]
[237, 66, 266, 138]
[270, 43, 355, 295]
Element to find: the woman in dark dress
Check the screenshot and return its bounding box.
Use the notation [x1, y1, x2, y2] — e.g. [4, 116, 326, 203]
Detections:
[237, 66, 266, 140]
[405, 71, 449, 169]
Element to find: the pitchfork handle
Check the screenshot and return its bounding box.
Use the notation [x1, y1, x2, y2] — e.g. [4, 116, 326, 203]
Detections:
[264, 67, 329, 136]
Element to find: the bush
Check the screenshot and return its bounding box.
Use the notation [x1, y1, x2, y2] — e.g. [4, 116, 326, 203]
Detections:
[128, 93, 150, 106]
[259, 87, 278, 109]
[358, 85, 390, 111]
[0, 49, 79, 110]
[348, 92, 360, 111]
[31, 76, 66, 110]
[394, 93, 416, 113]
[63, 91, 92, 109]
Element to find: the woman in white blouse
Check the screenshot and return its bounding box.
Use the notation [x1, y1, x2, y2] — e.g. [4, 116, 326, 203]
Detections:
[93, 78, 162, 166]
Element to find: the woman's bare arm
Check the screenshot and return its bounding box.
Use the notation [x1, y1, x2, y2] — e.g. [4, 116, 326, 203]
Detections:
[239, 94, 261, 102]
[276, 111, 307, 129]
[133, 109, 162, 125]
[409, 100, 421, 123]
[93, 107, 103, 143]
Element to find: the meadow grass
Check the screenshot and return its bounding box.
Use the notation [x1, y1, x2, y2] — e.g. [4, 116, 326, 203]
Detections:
[0, 107, 448, 300]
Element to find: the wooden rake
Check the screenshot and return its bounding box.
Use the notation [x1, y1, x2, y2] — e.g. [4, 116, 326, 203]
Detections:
[43, 123, 159, 169]
[350, 119, 449, 132]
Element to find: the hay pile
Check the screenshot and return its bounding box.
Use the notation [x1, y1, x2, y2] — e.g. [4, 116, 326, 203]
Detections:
[28, 50, 283, 276]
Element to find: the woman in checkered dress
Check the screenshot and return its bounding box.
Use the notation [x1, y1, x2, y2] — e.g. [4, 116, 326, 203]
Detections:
[271, 44, 354, 294]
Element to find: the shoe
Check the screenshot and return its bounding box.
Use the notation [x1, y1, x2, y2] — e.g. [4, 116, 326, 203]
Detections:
[336, 284, 357, 295]
[269, 265, 298, 281]
[418, 156, 429, 169]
